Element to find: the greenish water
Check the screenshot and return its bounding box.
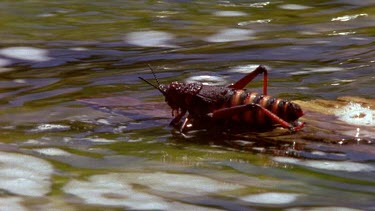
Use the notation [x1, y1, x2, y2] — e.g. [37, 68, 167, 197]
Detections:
[0, 1, 374, 210]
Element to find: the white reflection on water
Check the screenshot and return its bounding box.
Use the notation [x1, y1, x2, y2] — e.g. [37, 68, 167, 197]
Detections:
[0, 58, 12, 73]
[335, 102, 375, 126]
[204, 28, 255, 43]
[273, 157, 375, 172]
[287, 207, 363, 211]
[248, 2, 270, 8]
[30, 124, 71, 132]
[63, 172, 239, 209]
[228, 64, 265, 73]
[290, 66, 345, 75]
[328, 31, 356, 36]
[0, 197, 27, 211]
[125, 31, 178, 48]
[0, 58, 11, 67]
[241, 192, 300, 205]
[0, 47, 52, 62]
[279, 4, 312, 10]
[0, 152, 53, 197]
[213, 11, 247, 17]
[185, 75, 227, 86]
[238, 19, 272, 26]
[331, 14, 368, 22]
[33, 148, 72, 156]
[81, 137, 117, 143]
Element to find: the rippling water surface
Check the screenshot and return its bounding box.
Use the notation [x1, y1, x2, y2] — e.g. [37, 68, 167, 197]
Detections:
[0, 1, 374, 210]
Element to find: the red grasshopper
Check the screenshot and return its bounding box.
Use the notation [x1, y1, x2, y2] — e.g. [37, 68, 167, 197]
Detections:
[139, 65, 305, 133]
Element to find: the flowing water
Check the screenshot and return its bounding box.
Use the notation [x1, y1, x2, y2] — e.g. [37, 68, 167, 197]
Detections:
[0, 1, 374, 210]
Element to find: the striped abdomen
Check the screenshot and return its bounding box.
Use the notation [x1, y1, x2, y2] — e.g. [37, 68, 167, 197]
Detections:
[225, 90, 301, 126]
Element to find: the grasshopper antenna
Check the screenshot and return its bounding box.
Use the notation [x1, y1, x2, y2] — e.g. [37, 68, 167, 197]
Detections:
[139, 76, 166, 95]
[147, 64, 160, 86]
[139, 64, 166, 95]
[138, 77, 159, 90]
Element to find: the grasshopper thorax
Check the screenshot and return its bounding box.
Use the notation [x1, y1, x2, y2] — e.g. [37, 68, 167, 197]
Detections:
[159, 81, 203, 110]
